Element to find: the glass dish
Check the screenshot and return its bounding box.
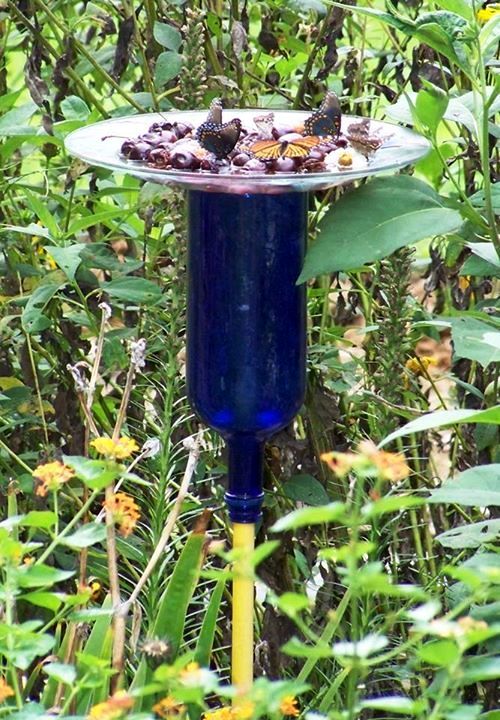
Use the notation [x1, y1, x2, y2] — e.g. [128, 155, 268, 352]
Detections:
[65, 109, 430, 195]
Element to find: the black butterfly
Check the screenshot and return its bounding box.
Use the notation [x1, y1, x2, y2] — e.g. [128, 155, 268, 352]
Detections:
[196, 118, 242, 159]
[304, 92, 342, 138]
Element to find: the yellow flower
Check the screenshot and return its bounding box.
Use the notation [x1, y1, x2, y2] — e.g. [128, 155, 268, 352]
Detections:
[405, 355, 437, 377]
[457, 616, 488, 633]
[358, 440, 410, 482]
[477, 6, 500, 23]
[0, 677, 15, 703]
[233, 701, 255, 720]
[87, 691, 134, 720]
[91, 436, 139, 460]
[103, 492, 140, 536]
[203, 709, 234, 720]
[32, 460, 75, 497]
[279, 696, 300, 717]
[320, 451, 358, 477]
[153, 696, 186, 718]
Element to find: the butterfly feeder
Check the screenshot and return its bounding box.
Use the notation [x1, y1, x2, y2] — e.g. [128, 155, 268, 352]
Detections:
[65, 99, 429, 697]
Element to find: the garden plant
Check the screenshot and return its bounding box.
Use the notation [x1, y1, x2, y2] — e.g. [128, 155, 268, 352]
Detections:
[0, 1, 499, 719]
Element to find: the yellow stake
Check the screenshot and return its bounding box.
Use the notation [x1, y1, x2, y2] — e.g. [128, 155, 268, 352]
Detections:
[232, 522, 255, 699]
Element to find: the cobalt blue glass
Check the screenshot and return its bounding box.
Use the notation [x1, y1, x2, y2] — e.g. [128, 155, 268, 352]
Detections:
[187, 190, 308, 523]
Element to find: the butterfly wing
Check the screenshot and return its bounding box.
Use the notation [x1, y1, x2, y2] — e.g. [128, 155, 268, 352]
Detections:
[207, 98, 223, 125]
[196, 119, 241, 159]
[250, 140, 282, 160]
[304, 92, 342, 137]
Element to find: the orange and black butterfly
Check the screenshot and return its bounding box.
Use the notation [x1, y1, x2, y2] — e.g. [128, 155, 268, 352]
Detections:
[250, 135, 320, 160]
[304, 92, 342, 138]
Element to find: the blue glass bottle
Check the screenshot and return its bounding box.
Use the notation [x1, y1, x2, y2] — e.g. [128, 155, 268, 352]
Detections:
[187, 191, 307, 523]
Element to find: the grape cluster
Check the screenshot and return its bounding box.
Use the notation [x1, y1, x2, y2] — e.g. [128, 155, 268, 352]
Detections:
[119, 118, 349, 175]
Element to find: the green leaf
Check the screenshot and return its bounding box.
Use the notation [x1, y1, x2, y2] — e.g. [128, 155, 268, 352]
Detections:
[60, 96, 90, 121]
[283, 474, 330, 506]
[15, 564, 74, 589]
[64, 456, 121, 490]
[436, 519, 500, 549]
[66, 208, 129, 237]
[429, 465, 500, 506]
[0, 101, 38, 136]
[362, 495, 425, 519]
[461, 656, 500, 684]
[155, 51, 183, 86]
[276, 592, 311, 618]
[379, 406, 500, 447]
[418, 639, 460, 667]
[271, 502, 346, 532]
[444, 316, 500, 367]
[62, 522, 107, 549]
[21, 591, 64, 612]
[299, 177, 462, 281]
[194, 575, 226, 667]
[20, 511, 57, 528]
[433, 0, 473, 20]
[43, 244, 86, 281]
[282, 637, 333, 658]
[102, 277, 162, 305]
[22, 281, 65, 333]
[360, 697, 421, 715]
[413, 82, 449, 136]
[44, 662, 77, 685]
[153, 22, 182, 50]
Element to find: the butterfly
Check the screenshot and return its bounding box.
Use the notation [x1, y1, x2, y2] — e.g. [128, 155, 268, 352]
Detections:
[250, 135, 320, 160]
[206, 97, 223, 125]
[253, 112, 275, 139]
[304, 92, 342, 138]
[346, 119, 383, 155]
[196, 118, 242, 159]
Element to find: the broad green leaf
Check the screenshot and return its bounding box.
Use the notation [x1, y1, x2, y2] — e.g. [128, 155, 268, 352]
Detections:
[276, 592, 311, 618]
[155, 51, 183, 86]
[21, 281, 65, 333]
[379, 406, 500, 447]
[60, 96, 90, 121]
[299, 176, 461, 280]
[64, 455, 121, 488]
[443, 316, 500, 367]
[21, 591, 64, 612]
[102, 276, 162, 305]
[20, 511, 57, 528]
[0, 101, 38, 136]
[62, 522, 107, 549]
[44, 662, 77, 685]
[15, 564, 74, 588]
[434, 0, 473, 20]
[153, 22, 182, 50]
[429, 465, 500, 506]
[80, 243, 143, 274]
[436, 519, 500, 549]
[413, 82, 449, 136]
[461, 656, 500, 684]
[43, 244, 86, 281]
[283, 474, 330, 506]
[271, 502, 346, 532]
[360, 697, 421, 715]
[418, 639, 459, 667]
[362, 495, 425, 519]
[282, 637, 333, 658]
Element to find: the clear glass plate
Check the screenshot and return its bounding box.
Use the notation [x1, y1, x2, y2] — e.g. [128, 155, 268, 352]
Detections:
[65, 110, 430, 195]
